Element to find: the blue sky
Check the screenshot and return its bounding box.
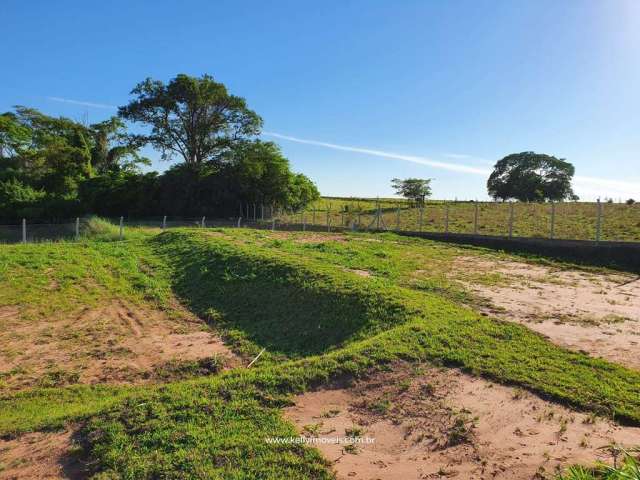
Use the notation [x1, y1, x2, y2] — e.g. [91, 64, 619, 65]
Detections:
[3, 0, 639, 200]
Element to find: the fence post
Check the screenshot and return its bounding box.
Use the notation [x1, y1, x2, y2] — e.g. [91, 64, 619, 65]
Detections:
[341, 211, 345, 227]
[119, 216, 124, 240]
[271, 217, 276, 231]
[508, 203, 514, 238]
[302, 213, 306, 232]
[444, 203, 449, 234]
[162, 215, 167, 230]
[22, 218, 26, 244]
[237, 217, 242, 228]
[312, 209, 316, 225]
[261, 204, 264, 221]
[473, 201, 479, 234]
[550, 202, 555, 239]
[201, 216, 206, 228]
[596, 199, 603, 243]
[357, 212, 362, 231]
[396, 207, 400, 231]
[375, 198, 381, 230]
[419, 205, 424, 232]
[75, 217, 80, 239]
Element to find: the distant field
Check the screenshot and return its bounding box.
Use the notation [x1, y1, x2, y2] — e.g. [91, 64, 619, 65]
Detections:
[277, 197, 640, 242]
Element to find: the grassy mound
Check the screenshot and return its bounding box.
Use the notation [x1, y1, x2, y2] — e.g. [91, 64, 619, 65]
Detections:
[77, 230, 640, 478]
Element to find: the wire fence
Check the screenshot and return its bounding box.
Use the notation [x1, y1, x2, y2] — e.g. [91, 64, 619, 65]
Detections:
[1, 199, 639, 244]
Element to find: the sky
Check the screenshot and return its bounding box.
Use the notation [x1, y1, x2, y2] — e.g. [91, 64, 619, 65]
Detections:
[2, 0, 639, 200]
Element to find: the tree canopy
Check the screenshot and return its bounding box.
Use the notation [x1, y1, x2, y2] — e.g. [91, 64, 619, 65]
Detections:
[119, 74, 262, 167]
[391, 178, 432, 204]
[0, 74, 319, 220]
[487, 152, 578, 202]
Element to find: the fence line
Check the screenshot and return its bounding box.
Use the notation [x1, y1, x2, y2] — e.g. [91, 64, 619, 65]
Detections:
[1, 199, 639, 244]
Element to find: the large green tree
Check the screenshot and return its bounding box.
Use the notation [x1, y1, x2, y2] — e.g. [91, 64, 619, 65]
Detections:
[119, 74, 262, 167]
[487, 152, 578, 202]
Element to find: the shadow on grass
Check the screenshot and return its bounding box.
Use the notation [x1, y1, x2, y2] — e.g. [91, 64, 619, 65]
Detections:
[151, 231, 410, 358]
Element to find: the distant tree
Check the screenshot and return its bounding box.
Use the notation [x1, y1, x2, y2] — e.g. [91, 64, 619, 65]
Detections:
[627, 198, 636, 205]
[487, 152, 577, 202]
[391, 178, 432, 204]
[119, 74, 262, 168]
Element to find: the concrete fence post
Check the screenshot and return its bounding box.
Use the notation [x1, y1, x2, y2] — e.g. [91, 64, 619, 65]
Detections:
[375, 198, 381, 230]
[271, 217, 276, 231]
[75, 217, 80, 239]
[508, 203, 514, 239]
[473, 201, 479, 234]
[596, 199, 603, 243]
[357, 212, 362, 231]
[237, 217, 242, 228]
[119, 216, 124, 240]
[341, 211, 345, 227]
[201, 216, 206, 228]
[22, 218, 26, 244]
[419, 205, 424, 232]
[396, 207, 401, 231]
[327, 208, 331, 232]
[444, 203, 449, 234]
[162, 215, 167, 230]
[550, 203, 555, 239]
[302, 213, 306, 231]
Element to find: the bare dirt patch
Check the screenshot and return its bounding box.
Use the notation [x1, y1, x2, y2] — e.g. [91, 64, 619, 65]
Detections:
[285, 363, 640, 479]
[344, 269, 372, 278]
[0, 300, 239, 391]
[450, 256, 640, 370]
[0, 429, 84, 480]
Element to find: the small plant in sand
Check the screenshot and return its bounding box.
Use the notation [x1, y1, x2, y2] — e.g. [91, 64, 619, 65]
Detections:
[343, 443, 359, 455]
[446, 415, 474, 447]
[557, 446, 640, 479]
[303, 423, 323, 436]
[370, 398, 392, 415]
[320, 409, 341, 418]
[345, 426, 365, 438]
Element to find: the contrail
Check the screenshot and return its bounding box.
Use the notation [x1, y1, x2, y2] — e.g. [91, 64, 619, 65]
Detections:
[47, 97, 117, 110]
[263, 132, 490, 175]
[264, 131, 640, 198]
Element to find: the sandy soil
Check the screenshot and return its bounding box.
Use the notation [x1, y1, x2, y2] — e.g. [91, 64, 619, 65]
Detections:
[0, 300, 239, 391]
[451, 256, 640, 370]
[0, 430, 84, 480]
[285, 363, 640, 480]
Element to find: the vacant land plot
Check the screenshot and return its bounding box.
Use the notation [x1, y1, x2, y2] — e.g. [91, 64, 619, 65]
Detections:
[0, 223, 638, 479]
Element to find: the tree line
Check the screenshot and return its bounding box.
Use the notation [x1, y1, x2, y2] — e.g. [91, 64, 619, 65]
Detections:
[0, 74, 319, 221]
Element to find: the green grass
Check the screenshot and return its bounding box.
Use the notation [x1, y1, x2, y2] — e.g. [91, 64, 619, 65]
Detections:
[1, 226, 639, 478]
[278, 196, 640, 242]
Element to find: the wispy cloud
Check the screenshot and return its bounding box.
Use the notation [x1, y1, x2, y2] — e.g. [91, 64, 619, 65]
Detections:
[264, 131, 640, 199]
[47, 96, 117, 110]
[263, 132, 490, 175]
